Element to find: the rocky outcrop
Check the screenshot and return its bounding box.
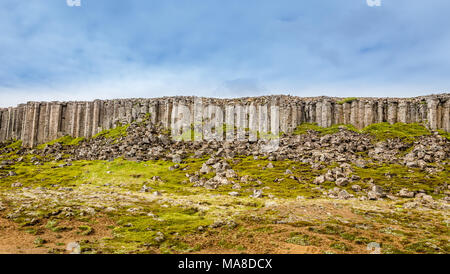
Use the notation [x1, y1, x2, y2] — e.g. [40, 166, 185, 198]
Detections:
[0, 94, 449, 147]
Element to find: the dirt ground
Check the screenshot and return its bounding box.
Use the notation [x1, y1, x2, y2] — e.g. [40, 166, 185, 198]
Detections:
[0, 215, 114, 254]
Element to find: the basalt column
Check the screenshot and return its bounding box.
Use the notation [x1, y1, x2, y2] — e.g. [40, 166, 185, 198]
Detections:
[443, 99, 450, 132]
[427, 98, 439, 130]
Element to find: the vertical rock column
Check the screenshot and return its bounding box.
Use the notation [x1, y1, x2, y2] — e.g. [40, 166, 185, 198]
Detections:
[4, 108, 12, 140]
[84, 102, 93, 138]
[315, 101, 323, 127]
[335, 103, 343, 125]
[427, 98, 439, 130]
[225, 104, 235, 141]
[364, 101, 375, 128]
[21, 103, 33, 147]
[0, 109, 6, 141]
[350, 100, 359, 128]
[387, 101, 398, 124]
[92, 100, 101, 136]
[67, 102, 77, 137]
[248, 103, 258, 141]
[321, 100, 332, 128]
[193, 98, 203, 142]
[442, 99, 450, 132]
[49, 103, 62, 141]
[235, 104, 246, 141]
[358, 101, 365, 129]
[258, 104, 268, 137]
[398, 101, 409, 124]
[15, 105, 26, 140]
[377, 100, 385, 123]
[30, 103, 40, 148]
[343, 102, 351, 125]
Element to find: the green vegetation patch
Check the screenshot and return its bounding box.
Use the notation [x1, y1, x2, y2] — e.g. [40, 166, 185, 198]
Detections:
[286, 232, 321, 246]
[292, 122, 443, 144]
[36, 136, 85, 149]
[105, 203, 212, 253]
[93, 124, 129, 140]
[4, 140, 22, 150]
[362, 122, 431, 143]
[231, 156, 324, 199]
[293, 123, 358, 136]
[352, 163, 449, 196]
[336, 97, 358, 105]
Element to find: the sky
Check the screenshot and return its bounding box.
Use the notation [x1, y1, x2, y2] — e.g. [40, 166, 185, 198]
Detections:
[1, 0, 450, 107]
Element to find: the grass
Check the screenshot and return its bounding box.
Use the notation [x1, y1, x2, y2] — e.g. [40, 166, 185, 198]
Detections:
[352, 162, 449, 197]
[362, 122, 431, 142]
[436, 130, 450, 141]
[36, 136, 85, 149]
[93, 124, 129, 140]
[1, 119, 449, 254]
[286, 233, 321, 246]
[78, 225, 93, 235]
[230, 156, 324, 199]
[293, 122, 439, 144]
[4, 140, 22, 150]
[337, 97, 358, 105]
[293, 123, 358, 136]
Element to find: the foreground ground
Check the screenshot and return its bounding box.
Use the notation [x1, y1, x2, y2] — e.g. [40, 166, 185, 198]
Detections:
[0, 121, 449, 254]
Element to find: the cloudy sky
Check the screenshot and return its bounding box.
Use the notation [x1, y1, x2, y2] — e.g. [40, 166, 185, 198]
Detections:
[1, 0, 449, 107]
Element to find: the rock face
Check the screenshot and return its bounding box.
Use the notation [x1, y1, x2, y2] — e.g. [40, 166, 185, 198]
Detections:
[0, 94, 449, 147]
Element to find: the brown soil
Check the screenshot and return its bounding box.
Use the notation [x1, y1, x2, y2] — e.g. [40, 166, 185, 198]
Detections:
[0, 215, 115, 254]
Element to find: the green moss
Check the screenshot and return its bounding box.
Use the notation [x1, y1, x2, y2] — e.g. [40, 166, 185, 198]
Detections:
[436, 130, 450, 141]
[405, 241, 440, 254]
[286, 233, 320, 246]
[340, 232, 356, 241]
[293, 123, 358, 136]
[34, 237, 46, 246]
[292, 122, 438, 144]
[106, 204, 212, 253]
[330, 242, 352, 251]
[36, 136, 85, 149]
[362, 122, 431, 143]
[93, 124, 129, 140]
[337, 97, 358, 105]
[354, 237, 371, 245]
[352, 163, 448, 195]
[5, 140, 22, 150]
[382, 244, 406, 254]
[78, 225, 93, 235]
[230, 156, 324, 199]
[45, 220, 71, 232]
[309, 225, 344, 235]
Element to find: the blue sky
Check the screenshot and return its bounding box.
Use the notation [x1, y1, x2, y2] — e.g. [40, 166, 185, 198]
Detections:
[1, 0, 449, 107]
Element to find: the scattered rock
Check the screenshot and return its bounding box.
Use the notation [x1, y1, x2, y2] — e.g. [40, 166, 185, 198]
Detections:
[398, 188, 415, 198]
[335, 178, 349, 187]
[313, 175, 325, 185]
[8, 171, 17, 176]
[338, 190, 352, 200]
[11, 182, 22, 187]
[154, 232, 165, 243]
[351, 185, 361, 192]
[250, 189, 263, 198]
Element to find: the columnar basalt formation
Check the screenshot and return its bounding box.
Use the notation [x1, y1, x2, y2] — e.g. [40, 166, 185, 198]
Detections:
[0, 94, 449, 147]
